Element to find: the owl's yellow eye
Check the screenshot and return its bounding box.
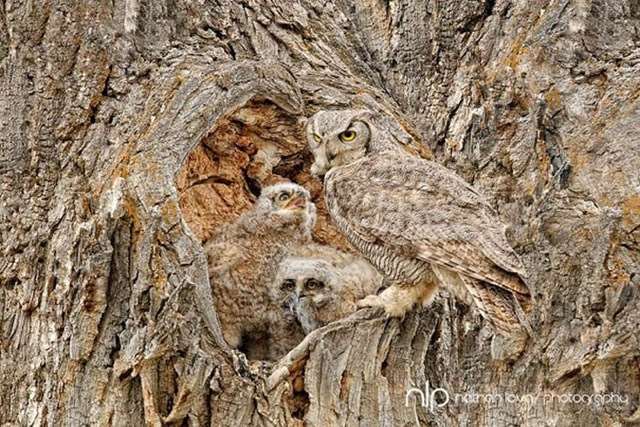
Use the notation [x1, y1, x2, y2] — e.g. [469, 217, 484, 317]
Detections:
[339, 130, 357, 142]
[313, 134, 322, 143]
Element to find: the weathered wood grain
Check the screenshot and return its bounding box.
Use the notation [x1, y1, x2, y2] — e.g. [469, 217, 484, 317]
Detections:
[0, 1, 638, 426]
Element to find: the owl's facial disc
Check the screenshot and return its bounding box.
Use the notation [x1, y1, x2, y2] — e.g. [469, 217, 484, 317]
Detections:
[308, 113, 371, 177]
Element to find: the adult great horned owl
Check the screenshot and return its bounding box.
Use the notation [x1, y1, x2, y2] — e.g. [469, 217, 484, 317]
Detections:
[271, 244, 383, 334]
[204, 183, 315, 360]
[306, 109, 532, 358]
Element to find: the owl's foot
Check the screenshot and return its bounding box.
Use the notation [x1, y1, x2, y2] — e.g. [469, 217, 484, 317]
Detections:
[357, 285, 419, 318]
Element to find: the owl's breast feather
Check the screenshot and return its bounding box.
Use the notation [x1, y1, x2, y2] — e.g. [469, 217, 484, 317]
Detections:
[323, 162, 376, 246]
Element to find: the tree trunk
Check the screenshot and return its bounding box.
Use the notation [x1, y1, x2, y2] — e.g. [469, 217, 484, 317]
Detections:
[1, 0, 639, 426]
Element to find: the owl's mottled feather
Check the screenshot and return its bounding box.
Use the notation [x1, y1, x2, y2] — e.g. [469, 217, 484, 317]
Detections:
[325, 150, 529, 298]
[307, 109, 533, 360]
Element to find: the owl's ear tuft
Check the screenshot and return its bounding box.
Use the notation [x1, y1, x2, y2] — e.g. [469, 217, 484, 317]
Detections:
[351, 109, 374, 123]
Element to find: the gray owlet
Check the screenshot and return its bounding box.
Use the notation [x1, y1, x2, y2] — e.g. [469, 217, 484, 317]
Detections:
[204, 183, 316, 360]
[306, 109, 533, 359]
[271, 243, 383, 334]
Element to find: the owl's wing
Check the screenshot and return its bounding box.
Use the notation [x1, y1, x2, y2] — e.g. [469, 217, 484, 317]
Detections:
[326, 151, 529, 296]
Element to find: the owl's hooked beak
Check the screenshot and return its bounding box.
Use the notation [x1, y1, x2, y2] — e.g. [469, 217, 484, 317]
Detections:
[285, 195, 306, 210]
[310, 144, 330, 178]
[294, 286, 311, 300]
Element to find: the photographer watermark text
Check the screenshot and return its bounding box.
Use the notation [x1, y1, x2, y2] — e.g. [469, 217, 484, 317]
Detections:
[406, 382, 629, 413]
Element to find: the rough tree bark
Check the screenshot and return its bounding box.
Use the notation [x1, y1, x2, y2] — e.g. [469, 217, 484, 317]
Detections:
[1, 0, 639, 426]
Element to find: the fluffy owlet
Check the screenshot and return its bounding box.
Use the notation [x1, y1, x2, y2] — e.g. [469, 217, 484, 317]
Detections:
[204, 183, 316, 360]
[306, 109, 533, 359]
[270, 244, 383, 334]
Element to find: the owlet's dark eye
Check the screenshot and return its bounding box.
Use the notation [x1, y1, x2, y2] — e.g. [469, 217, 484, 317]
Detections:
[305, 278, 325, 290]
[277, 192, 289, 202]
[339, 130, 357, 142]
[280, 279, 295, 291]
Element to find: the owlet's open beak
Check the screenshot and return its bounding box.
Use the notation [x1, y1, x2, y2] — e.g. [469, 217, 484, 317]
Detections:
[285, 196, 306, 210]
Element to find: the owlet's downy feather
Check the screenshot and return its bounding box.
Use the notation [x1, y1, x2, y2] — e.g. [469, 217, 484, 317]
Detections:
[204, 183, 316, 361]
[270, 243, 384, 335]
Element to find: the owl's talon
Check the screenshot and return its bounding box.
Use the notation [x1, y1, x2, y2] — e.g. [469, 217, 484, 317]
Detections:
[384, 311, 405, 322]
[357, 292, 410, 318]
[356, 294, 383, 309]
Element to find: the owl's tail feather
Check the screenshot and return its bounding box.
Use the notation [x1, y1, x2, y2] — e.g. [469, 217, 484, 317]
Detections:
[416, 244, 530, 297]
[460, 276, 534, 339]
[486, 267, 531, 301]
